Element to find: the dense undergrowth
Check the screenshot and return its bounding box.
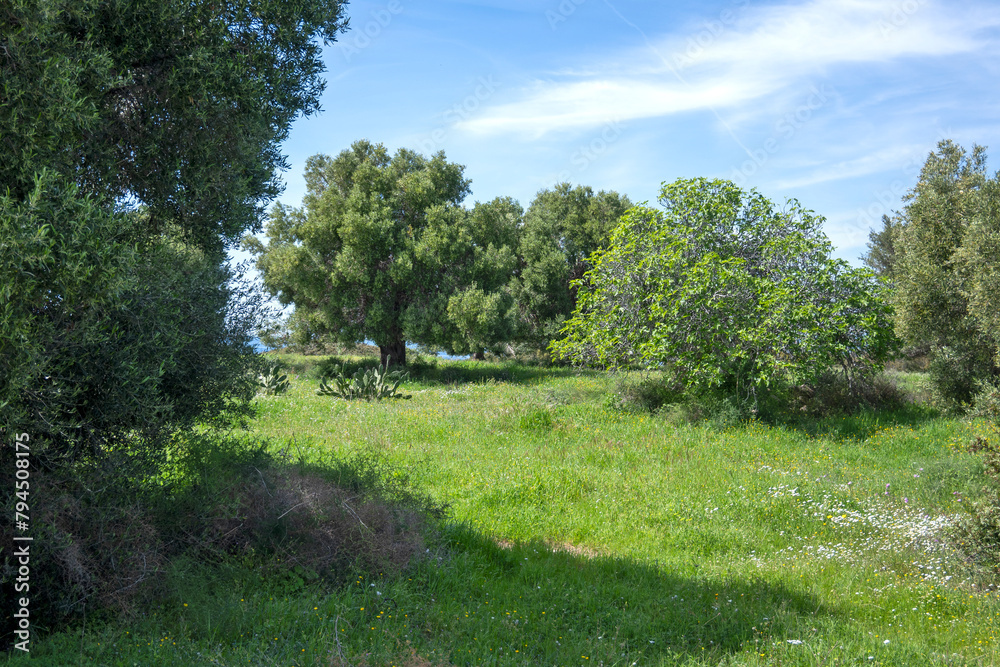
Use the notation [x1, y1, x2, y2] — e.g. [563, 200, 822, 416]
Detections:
[5, 356, 1000, 665]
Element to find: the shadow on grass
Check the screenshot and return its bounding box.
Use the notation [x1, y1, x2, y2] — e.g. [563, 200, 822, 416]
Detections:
[386, 522, 832, 664]
[11, 437, 839, 666]
[302, 355, 596, 387]
[778, 403, 943, 442]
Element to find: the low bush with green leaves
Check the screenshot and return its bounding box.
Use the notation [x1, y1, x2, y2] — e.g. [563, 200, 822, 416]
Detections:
[953, 427, 1000, 577]
[317, 358, 411, 401]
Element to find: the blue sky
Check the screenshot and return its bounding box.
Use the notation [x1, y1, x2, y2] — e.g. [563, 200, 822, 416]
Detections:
[254, 0, 1000, 264]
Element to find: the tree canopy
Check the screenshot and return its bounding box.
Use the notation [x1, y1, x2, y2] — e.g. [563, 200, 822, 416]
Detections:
[892, 140, 1000, 406]
[861, 214, 902, 280]
[0, 0, 349, 467]
[247, 141, 526, 366]
[551, 178, 897, 404]
[1, 0, 349, 256]
[514, 183, 632, 346]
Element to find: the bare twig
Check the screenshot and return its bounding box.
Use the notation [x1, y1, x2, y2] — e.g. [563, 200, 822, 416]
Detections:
[334, 614, 345, 661]
[341, 499, 370, 531]
[253, 466, 272, 497]
[276, 501, 306, 521]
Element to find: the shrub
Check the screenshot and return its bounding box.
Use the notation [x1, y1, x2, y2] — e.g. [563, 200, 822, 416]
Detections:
[0, 460, 169, 628]
[0, 173, 264, 474]
[552, 178, 898, 411]
[927, 344, 996, 411]
[972, 382, 1000, 422]
[317, 359, 411, 401]
[606, 375, 684, 414]
[952, 431, 1000, 580]
[789, 371, 909, 418]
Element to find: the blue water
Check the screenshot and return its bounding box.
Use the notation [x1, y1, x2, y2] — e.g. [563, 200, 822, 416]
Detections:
[251, 338, 467, 360]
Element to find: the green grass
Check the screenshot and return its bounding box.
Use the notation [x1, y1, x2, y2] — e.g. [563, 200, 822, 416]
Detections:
[10, 358, 1000, 666]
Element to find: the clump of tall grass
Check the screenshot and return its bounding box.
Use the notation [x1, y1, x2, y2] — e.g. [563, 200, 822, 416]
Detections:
[0, 434, 439, 635]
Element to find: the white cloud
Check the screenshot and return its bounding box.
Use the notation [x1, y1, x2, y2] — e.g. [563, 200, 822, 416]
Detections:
[457, 78, 771, 138]
[771, 144, 925, 189]
[457, 0, 998, 137]
[680, 0, 982, 72]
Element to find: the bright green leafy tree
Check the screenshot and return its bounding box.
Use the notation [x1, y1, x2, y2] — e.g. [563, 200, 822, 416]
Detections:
[893, 140, 1000, 407]
[552, 178, 897, 405]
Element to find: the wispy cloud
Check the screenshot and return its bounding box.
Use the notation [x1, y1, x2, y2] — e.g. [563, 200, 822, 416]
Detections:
[456, 78, 770, 138]
[771, 144, 925, 189]
[457, 0, 998, 137]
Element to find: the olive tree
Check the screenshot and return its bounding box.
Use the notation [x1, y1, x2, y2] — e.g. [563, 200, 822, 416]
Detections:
[552, 178, 897, 404]
[514, 183, 632, 346]
[893, 140, 1000, 407]
[0, 175, 265, 469]
[246, 142, 521, 365]
[0, 0, 349, 461]
[2, 0, 349, 257]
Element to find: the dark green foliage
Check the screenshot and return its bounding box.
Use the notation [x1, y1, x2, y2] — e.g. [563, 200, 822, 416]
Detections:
[1, 0, 349, 256]
[972, 383, 1000, 423]
[432, 197, 522, 357]
[893, 140, 1000, 408]
[1, 0, 350, 465]
[927, 344, 996, 411]
[248, 142, 521, 366]
[514, 183, 632, 347]
[952, 434, 1000, 579]
[0, 174, 262, 470]
[1, 0, 349, 638]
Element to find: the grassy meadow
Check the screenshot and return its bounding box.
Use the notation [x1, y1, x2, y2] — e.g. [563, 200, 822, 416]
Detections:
[10, 355, 1000, 666]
